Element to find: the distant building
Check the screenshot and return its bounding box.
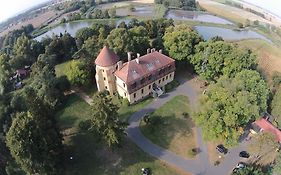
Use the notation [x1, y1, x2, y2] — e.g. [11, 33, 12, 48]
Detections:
[251, 116, 281, 143]
[95, 46, 176, 104]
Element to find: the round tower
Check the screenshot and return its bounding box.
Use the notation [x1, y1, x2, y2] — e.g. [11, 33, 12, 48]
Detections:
[95, 46, 119, 95]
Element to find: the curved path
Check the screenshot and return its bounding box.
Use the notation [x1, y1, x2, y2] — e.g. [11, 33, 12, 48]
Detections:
[126, 76, 249, 175]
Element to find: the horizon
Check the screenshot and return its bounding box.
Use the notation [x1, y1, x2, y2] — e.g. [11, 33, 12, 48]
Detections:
[1, 0, 281, 23]
[0, 0, 50, 23]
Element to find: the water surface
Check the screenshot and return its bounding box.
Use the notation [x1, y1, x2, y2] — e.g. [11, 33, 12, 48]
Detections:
[166, 10, 234, 25]
[195, 26, 272, 43]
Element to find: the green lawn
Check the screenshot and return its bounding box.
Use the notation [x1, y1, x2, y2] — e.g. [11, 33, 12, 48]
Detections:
[141, 95, 197, 159]
[55, 60, 72, 77]
[56, 93, 187, 175]
[117, 97, 153, 121]
[56, 94, 92, 130]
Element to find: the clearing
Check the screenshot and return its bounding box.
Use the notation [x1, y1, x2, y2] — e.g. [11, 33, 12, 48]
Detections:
[140, 95, 198, 159]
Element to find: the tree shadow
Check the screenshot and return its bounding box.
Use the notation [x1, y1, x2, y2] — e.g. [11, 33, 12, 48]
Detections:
[63, 133, 170, 175]
[140, 112, 198, 159]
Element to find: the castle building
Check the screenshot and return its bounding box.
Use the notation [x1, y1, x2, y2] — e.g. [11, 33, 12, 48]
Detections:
[95, 46, 176, 104]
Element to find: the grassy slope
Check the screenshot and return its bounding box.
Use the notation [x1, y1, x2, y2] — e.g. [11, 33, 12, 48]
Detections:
[141, 95, 197, 159]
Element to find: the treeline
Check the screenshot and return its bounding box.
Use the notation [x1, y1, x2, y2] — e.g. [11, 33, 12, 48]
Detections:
[225, 0, 265, 19]
[0, 18, 175, 175]
[155, 0, 197, 10]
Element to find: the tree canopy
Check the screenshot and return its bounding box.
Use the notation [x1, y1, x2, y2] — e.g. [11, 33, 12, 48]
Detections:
[89, 92, 127, 147]
[193, 70, 268, 145]
[6, 90, 63, 175]
[191, 40, 257, 81]
[65, 59, 91, 86]
[271, 86, 281, 128]
[163, 24, 202, 61]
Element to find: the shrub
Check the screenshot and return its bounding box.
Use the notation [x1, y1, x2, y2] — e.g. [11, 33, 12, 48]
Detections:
[165, 80, 180, 92]
[79, 120, 91, 131]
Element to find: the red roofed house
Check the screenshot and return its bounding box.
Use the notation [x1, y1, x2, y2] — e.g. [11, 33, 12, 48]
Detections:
[95, 46, 176, 103]
[251, 117, 281, 143]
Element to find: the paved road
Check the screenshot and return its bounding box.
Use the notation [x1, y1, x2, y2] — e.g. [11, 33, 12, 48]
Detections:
[127, 76, 250, 175]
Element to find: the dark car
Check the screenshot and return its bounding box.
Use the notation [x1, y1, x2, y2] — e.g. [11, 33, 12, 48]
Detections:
[216, 144, 228, 154]
[239, 151, 250, 158]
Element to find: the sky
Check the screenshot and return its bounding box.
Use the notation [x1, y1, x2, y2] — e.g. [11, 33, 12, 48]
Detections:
[0, 0, 50, 22]
[0, 0, 281, 22]
[243, 0, 281, 17]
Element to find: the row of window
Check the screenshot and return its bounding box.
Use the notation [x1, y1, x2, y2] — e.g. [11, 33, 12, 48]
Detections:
[123, 73, 173, 99]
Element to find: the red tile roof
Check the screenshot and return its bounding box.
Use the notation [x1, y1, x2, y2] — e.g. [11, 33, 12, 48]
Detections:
[114, 51, 175, 83]
[254, 118, 281, 142]
[95, 46, 119, 67]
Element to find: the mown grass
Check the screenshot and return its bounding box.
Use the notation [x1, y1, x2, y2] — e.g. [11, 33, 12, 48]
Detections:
[56, 94, 188, 175]
[140, 95, 197, 159]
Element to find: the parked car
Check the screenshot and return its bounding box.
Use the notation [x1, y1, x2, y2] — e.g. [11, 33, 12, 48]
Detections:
[236, 162, 246, 169]
[232, 162, 246, 173]
[216, 144, 228, 154]
[239, 151, 250, 158]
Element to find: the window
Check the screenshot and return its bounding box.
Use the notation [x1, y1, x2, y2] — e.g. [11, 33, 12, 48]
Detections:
[149, 85, 151, 89]
[166, 76, 168, 80]
[131, 82, 137, 89]
[159, 79, 161, 83]
[141, 89, 144, 94]
[105, 86, 108, 89]
[123, 83, 126, 88]
[170, 74, 172, 78]
[102, 70, 104, 72]
[124, 92, 126, 96]
[162, 77, 165, 81]
[134, 93, 136, 98]
[147, 74, 152, 81]
[104, 77, 106, 81]
[140, 78, 145, 84]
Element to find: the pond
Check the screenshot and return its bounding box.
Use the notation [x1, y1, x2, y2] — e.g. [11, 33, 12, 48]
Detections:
[195, 26, 272, 43]
[35, 19, 132, 41]
[166, 10, 234, 25]
[116, 5, 155, 17]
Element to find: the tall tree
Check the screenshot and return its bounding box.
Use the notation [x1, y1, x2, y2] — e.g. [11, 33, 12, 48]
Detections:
[65, 59, 91, 86]
[193, 70, 268, 145]
[6, 90, 63, 175]
[0, 53, 12, 94]
[271, 87, 281, 127]
[249, 133, 279, 165]
[107, 28, 133, 59]
[191, 40, 256, 81]
[89, 92, 127, 147]
[163, 24, 202, 61]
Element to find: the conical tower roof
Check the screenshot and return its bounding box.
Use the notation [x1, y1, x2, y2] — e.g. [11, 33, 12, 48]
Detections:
[95, 46, 119, 67]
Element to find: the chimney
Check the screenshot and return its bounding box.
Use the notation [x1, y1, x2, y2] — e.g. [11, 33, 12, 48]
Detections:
[117, 61, 123, 70]
[147, 48, 151, 54]
[127, 52, 132, 61]
[159, 49, 162, 54]
[136, 58, 140, 64]
[137, 53, 140, 58]
[151, 48, 156, 52]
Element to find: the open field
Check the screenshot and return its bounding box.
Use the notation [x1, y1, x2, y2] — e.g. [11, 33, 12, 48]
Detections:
[233, 39, 281, 82]
[57, 94, 189, 175]
[141, 95, 197, 159]
[0, 10, 57, 37]
[197, 0, 272, 25]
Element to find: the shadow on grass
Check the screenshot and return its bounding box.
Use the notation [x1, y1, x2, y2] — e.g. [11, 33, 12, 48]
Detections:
[56, 94, 92, 130]
[63, 132, 174, 175]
